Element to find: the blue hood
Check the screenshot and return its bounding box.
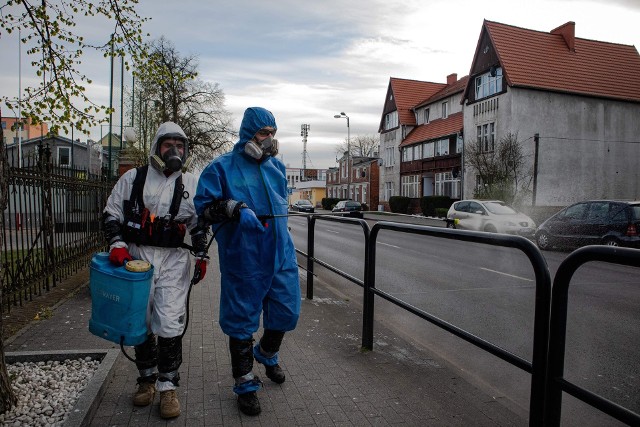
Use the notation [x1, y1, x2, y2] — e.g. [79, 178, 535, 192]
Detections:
[235, 107, 278, 152]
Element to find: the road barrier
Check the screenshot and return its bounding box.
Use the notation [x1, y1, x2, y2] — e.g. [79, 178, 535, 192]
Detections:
[296, 214, 639, 426]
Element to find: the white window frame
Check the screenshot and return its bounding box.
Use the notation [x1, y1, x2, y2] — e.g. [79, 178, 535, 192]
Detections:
[423, 142, 434, 158]
[384, 182, 394, 201]
[384, 146, 395, 167]
[435, 139, 448, 156]
[475, 67, 503, 100]
[441, 102, 448, 119]
[401, 175, 420, 198]
[424, 108, 430, 124]
[435, 171, 460, 198]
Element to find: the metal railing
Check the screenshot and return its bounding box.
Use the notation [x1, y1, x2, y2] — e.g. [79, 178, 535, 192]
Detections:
[297, 214, 638, 425]
[1, 144, 113, 312]
[544, 245, 640, 426]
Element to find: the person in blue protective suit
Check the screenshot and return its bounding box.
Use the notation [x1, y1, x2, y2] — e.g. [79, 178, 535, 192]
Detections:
[103, 122, 209, 419]
[194, 107, 300, 416]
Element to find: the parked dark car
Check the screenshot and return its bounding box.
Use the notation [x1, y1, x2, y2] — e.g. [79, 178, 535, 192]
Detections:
[535, 200, 640, 250]
[332, 200, 363, 218]
[291, 199, 314, 213]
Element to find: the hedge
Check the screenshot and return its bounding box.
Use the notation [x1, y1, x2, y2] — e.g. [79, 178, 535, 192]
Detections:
[389, 196, 411, 213]
[420, 196, 455, 217]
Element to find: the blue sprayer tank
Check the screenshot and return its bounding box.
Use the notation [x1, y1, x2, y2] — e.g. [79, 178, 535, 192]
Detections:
[89, 252, 153, 346]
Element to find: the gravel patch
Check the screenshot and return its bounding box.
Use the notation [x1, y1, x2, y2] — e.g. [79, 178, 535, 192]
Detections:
[1, 357, 99, 427]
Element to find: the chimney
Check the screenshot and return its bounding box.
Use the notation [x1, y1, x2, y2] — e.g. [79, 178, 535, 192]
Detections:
[551, 21, 575, 52]
[446, 73, 458, 85]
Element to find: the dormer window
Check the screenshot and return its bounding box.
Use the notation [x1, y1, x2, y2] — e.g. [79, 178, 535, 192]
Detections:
[441, 102, 448, 119]
[424, 108, 430, 124]
[475, 66, 503, 100]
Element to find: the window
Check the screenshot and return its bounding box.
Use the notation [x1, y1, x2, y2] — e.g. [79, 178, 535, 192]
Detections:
[477, 122, 495, 152]
[435, 171, 460, 198]
[456, 137, 463, 153]
[435, 139, 448, 156]
[424, 108, 430, 124]
[475, 67, 503, 99]
[401, 175, 419, 198]
[58, 147, 71, 167]
[441, 102, 448, 119]
[1, 121, 6, 129]
[384, 111, 398, 130]
[384, 182, 394, 201]
[402, 146, 414, 162]
[384, 146, 395, 167]
[413, 145, 421, 160]
[423, 142, 434, 158]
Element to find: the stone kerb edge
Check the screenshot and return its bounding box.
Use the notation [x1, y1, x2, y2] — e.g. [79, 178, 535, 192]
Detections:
[5, 348, 120, 427]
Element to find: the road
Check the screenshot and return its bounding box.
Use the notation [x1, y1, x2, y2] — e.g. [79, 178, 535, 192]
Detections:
[288, 214, 639, 426]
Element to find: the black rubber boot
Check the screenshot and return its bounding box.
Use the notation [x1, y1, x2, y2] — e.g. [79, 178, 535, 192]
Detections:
[237, 391, 261, 416]
[258, 329, 286, 384]
[229, 337, 261, 416]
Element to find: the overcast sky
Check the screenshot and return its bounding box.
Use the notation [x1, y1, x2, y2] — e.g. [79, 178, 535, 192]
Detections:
[1, 0, 639, 170]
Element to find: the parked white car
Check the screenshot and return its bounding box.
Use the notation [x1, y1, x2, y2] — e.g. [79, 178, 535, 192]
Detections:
[446, 200, 536, 236]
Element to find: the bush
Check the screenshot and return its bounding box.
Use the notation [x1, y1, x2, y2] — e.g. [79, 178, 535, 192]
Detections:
[420, 196, 455, 217]
[435, 208, 448, 218]
[389, 196, 411, 214]
[321, 197, 341, 210]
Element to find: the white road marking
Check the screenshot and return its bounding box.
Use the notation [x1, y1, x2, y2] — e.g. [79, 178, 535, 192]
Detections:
[379, 242, 401, 249]
[480, 267, 533, 282]
[325, 229, 340, 234]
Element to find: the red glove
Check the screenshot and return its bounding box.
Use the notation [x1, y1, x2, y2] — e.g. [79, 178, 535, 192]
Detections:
[109, 247, 133, 266]
[193, 258, 208, 284]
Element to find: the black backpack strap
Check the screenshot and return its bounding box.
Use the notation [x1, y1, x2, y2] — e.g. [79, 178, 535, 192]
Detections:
[130, 165, 149, 212]
[169, 174, 184, 220]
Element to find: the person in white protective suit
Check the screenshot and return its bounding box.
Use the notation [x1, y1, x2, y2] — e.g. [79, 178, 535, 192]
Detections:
[102, 122, 209, 419]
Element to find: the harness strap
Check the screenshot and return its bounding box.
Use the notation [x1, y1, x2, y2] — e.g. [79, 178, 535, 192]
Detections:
[129, 165, 184, 219]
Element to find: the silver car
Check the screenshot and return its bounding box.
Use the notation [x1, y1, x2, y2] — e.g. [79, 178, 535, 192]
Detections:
[446, 200, 536, 236]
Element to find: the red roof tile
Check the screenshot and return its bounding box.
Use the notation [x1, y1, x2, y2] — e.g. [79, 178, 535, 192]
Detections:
[389, 78, 445, 125]
[400, 112, 463, 147]
[415, 76, 469, 108]
[484, 20, 640, 102]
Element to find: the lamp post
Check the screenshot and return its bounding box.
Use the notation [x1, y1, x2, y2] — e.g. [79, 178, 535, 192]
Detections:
[334, 112, 350, 199]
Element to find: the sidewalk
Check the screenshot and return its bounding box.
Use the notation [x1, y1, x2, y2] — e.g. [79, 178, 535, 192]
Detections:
[5, 248, 526, 426]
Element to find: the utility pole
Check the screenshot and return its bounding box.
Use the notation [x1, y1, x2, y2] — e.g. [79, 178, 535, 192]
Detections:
[532, 133, 539, 206]
[301, 124, 310, 182]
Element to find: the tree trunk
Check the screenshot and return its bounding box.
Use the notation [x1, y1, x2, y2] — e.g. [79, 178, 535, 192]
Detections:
[0, 124, 17, 413]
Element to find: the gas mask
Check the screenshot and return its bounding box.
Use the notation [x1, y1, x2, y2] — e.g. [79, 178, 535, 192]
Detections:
[150, 138, 191, 173]
[245, 135, 279, 161]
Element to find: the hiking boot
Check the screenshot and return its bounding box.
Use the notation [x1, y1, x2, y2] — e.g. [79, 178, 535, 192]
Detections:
[265, 364, 285, 384]
[160, 390, 181, 419]
[237, 391, 261, 416]
[132, 381, 156, 407]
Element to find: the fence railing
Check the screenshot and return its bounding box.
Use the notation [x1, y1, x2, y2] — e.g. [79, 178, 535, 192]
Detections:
[298, 214, 639, 426]
[1, 144, 113, 312]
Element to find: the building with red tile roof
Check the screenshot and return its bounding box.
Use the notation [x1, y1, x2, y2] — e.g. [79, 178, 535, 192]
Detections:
[462, 20, 640, 208]
[377, 77, 454, 210]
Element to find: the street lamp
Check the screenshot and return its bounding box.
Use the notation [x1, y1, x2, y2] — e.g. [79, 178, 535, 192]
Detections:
[334, 112, 350, 199]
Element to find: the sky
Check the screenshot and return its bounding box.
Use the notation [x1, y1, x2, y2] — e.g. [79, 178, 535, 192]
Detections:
[1, 0, 639, 170]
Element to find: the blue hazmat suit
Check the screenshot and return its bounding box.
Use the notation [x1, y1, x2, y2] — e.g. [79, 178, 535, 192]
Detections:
[194, 107, 300, 341]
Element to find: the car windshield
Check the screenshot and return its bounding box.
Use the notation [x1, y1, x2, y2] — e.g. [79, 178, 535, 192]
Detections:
[483, 201, 518, 215]
[346, 201, 361, 208]
[631, 205, 640, 220]
[298, 200, 312, 206]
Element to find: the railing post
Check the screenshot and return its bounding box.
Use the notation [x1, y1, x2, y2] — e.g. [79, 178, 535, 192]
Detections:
[306, 216, 315, 299]
[361, 225, 375, 350]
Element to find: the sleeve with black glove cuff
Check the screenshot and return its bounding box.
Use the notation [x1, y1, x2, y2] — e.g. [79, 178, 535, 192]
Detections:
[201, 199, 247, 224]
[102, 212, 124, 246]
[190, 225, 210, 285]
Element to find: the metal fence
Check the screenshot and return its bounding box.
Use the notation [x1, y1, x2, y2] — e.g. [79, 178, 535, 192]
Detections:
[1, 144, 113, 312]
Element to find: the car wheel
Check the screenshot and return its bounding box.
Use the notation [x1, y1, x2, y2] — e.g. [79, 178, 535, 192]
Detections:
[446, 221, 456, 229]
[484, 224, 497, 233]
[603, 237, 619, 247]
[536, 231, 551, 250]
